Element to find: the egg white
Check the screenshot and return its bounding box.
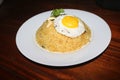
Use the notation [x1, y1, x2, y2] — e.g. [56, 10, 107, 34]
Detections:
[54, 15, 85, 38]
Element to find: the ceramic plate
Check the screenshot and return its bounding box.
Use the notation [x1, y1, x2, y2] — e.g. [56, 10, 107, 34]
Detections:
[16, 9, 111, 67]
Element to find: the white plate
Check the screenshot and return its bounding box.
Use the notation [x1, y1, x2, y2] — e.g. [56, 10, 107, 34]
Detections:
[16, 9, 111, 67]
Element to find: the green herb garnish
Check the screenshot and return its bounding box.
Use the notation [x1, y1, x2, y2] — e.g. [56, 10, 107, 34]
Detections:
[51, 9, 64, 17]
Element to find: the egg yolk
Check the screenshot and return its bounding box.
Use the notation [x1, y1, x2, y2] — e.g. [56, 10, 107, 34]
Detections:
[62, 16, 79, 28]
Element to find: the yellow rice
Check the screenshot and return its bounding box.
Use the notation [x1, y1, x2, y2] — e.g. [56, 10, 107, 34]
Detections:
[36, 20, 91, 53]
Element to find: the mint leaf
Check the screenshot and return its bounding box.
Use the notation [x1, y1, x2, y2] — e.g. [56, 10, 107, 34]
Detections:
[51, 9, 64, 17]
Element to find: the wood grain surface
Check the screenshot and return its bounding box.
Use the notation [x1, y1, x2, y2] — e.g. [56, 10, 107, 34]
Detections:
[0, 0, 120, 80]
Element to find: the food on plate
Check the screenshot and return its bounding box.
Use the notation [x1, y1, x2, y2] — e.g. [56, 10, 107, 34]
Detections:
[35, 9, 91, 53]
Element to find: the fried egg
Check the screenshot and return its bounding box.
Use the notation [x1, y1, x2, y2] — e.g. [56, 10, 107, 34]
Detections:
[54, 15, 85, 38]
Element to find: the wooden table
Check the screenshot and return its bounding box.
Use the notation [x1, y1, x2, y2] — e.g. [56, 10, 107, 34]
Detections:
[0, 0, 120, 80]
